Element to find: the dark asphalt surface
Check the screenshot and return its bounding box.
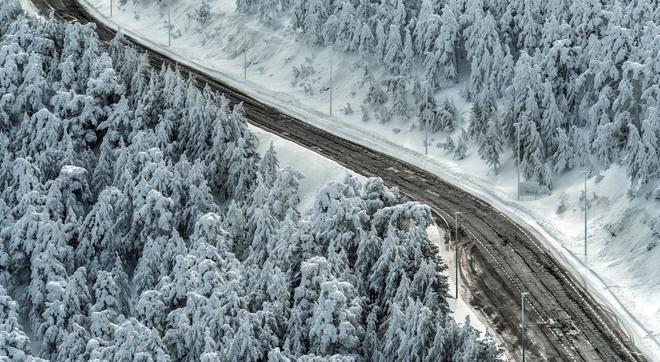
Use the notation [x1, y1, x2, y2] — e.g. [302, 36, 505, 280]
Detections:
[29, 1, 645, 360]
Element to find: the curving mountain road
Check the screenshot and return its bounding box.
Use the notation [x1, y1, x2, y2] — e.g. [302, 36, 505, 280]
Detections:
[29, 0, 645, 360]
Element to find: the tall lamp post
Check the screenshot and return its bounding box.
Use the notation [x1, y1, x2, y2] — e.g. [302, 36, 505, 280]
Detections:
[243, 46, 247, 81]
[515, 122, 521, 201]
[328, 46, 333, 116]
[110, 0, 113, 17]
[167, 6, 171, 47]
[521, 291, 529, 362]
[454, 211, 461, 299]
[581, 170, 588, 263]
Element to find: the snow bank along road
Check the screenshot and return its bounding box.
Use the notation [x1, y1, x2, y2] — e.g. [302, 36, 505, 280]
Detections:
[31, 0, 645, 360]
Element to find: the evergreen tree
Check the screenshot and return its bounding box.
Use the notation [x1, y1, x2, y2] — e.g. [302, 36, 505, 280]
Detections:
[397, 300, 435, 360]
[76, 187, 123, 272]
[56, 323, 89, 362]
[259, 142, 279, 188]
[224, 135, 259, 201]
[225, 311, 263, 360]
[0, 286, 33, 360]
[93, 271, 121, 314]
[435, 4, 460, 84]
[383, 24, 403, 74]
[14, 53, 47, 115]
[135, 290, 167, 331]
[308, 279, 362, 356]
[552, 127, 574, 173]
[303, 0, 327, 45]
[181, 161, 219, 236]
[464, 11, 506, 100]
[268, 167, 302, 221]
[453, 129, 469, 160]
[356, 22, 374, 57]
[478, 120, 503, 174]
[97, 319, 170, 361]
[112, 255, 131, 317]
[91, 136, 115, 195]
[246, 205, 278, 266]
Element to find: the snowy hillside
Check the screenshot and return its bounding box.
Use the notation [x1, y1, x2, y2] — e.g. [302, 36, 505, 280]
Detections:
[0, 1, 505, 360]
[82, 0, 660, 357]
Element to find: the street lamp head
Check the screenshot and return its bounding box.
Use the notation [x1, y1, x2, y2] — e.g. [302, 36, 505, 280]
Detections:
[521, 292, 529, 297]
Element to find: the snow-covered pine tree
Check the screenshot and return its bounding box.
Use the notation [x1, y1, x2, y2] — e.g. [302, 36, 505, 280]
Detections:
[90, 277, 122, 341]
[383, 24, 403, 75]
[453, 129, 469, 160]
[463, 11, 506, 101]
[517, 0, 541, 52]
[259, 142, 279, 188]
[308, 279, 362, 356]
[56, 322, 89, 362]
[396, 300, 435, 360]
[478, 119, 503, 174]
[0, 285, 33, 360]
[443, 135, 455, 152]
[636, 115, 660, 189]
[435, 4, 460, 84]
[303, 0, 327, 45]
[356, 22, 374, 57]
[469, 95, 496, 143]
[268, 167, 302, 221]
[180, 161, 219, 236]
[224, 135, 259, 201]
[76, 187, 123, 272]
[91, 136, 115, 195]
[38, 268, 90, 359]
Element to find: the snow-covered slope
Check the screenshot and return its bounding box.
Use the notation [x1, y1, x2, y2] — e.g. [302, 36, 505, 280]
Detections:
[81, 0, 660, 358]
[251, 127, 355, 211]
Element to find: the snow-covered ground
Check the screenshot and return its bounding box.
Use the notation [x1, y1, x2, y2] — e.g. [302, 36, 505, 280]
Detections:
[251, 127, 356, 211]
[73, 0, 660, 358]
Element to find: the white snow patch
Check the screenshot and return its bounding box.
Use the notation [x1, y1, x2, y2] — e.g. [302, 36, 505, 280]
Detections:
[19, 0, 39, 15]
[251, 126, 360, 211]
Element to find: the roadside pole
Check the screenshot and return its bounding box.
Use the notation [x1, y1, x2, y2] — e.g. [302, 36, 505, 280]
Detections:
[516, 122, 521, 201]
[581, 170, 588, 263]
[110, 0, 112, 17]
[328, 46, 333, 116]
[521, 291, 529, 362]
[167, 6, 171, 47]
[454, 211, 461, 299]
